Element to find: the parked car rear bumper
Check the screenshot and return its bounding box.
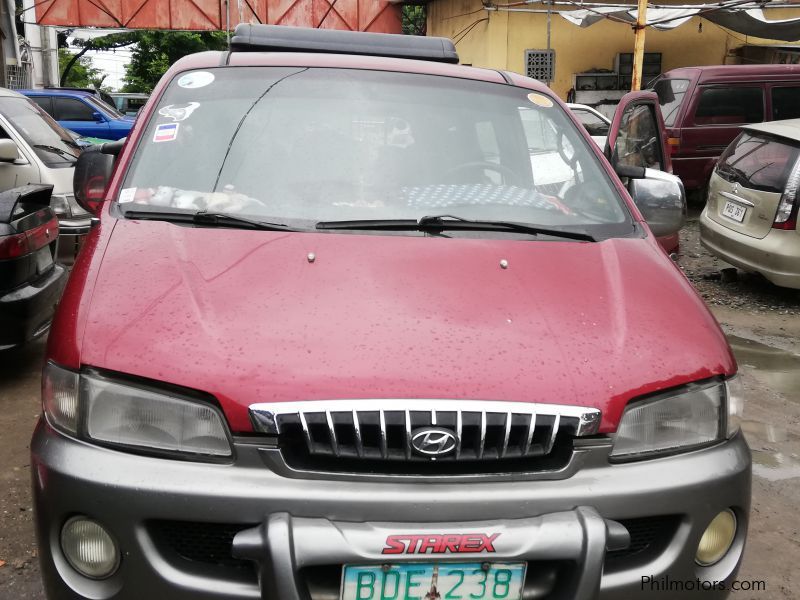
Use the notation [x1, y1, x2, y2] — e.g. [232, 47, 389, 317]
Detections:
[0, 263, 66, 350]
[700, 208, 800, 289]
[32, 418, 750, 600]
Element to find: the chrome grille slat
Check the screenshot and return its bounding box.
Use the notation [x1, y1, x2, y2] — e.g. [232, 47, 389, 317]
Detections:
[251, 400, 601, 468]
[352, 409, 364, 458]
[478, 411, 486, 459]
[298, 411, 312, 453]
[501, 411, 512, 458]
[379, 410, 388, 459]
[545, 413, 561, 455]
[404, 410, 412, 460]
[455, 411, 462, 460]
[524, 412, 537, 455]
[325, 410, 339, 457]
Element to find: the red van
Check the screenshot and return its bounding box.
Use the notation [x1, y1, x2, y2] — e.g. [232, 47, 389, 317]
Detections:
[32, 25, 749, 600]
[651, 64, 800, 194]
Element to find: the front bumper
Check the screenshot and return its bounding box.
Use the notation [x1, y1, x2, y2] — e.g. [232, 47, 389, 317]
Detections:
[31, 421, 751, 600]
[0, 264, 66, 350]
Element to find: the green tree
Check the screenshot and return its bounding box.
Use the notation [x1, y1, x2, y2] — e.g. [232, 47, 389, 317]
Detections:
[60, 32, 140, 87]
[58, 48, 108, 89]
[122, 31, 228, 93]
[402, 5, 426, 36]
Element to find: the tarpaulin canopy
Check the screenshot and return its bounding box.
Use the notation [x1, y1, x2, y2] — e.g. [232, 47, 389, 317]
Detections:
[560, 6, 800, 41]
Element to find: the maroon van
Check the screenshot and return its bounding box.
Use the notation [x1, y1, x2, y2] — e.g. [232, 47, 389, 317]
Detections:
[651, 64, 800, 195]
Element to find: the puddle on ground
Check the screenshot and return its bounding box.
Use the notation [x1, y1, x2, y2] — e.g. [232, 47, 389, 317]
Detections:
[741, 420, 800, 444]
[727, 335, 800, 404]
[751, 450, 800, 482]
[742, 421, 800, 480]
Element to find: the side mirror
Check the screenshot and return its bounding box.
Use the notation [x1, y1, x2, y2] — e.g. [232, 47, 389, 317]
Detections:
[73, 144, 118, 215]
[0, 139, 20, 163]
[629, 169, 686, 238]
[92, 111, 105, 122]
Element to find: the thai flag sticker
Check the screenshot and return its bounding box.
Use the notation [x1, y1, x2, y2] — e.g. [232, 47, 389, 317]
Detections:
[153, 122, 179, 143]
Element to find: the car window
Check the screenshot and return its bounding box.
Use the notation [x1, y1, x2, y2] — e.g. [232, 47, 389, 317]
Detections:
[652, 78, 689, 127]
[571, 108, 609, 136]
[54, 97, 97, 121]
[613, 104, 662, 171]
[29, 96, 53, 116]
[771, 87, 800, 121]
[717, 132, 799, 194]
[693, 86, 764, 126]
[121, 67, 631, 237]
[86, 96, 124, 119]
[0, 97, 79, 166]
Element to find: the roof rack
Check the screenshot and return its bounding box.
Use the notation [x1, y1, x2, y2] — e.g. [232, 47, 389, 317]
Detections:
[230, 24, 459, 64]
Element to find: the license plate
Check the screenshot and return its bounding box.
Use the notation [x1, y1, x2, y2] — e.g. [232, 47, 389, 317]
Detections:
[341, 562, 526, 600]
[35, 247, 54, 273]
[722, 200, 746, 223]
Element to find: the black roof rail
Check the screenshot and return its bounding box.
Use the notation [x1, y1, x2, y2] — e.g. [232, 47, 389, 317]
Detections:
[230, 24, 459, 64]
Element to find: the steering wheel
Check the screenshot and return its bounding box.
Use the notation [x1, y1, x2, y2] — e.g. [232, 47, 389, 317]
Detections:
[443, 161, 521, 186]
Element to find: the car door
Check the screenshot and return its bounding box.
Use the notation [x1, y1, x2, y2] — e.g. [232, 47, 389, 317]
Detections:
[678, 84, 765, 188]
[606, 92, 681, 253]
[53, 97, 110, 138]
[605, 91, 671, 175]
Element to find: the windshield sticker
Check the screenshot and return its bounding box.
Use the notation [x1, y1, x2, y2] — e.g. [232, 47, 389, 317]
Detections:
[158, 102, 200, 122]
[118, 188, 137, 204]
[177, 71, 214, 89]
[527, 93, 554, 108]
[153, 122, 179, 143]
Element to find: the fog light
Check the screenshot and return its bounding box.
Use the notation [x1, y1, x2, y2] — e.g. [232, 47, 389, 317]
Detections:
[60, 517, 120, 579]
[696, 509, 737, 566]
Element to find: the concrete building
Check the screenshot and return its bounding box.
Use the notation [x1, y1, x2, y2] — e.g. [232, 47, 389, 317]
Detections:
[426, 1, 800, 108]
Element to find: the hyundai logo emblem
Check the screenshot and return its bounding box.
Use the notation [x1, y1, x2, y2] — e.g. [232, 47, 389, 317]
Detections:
[411, 427, 457, 457]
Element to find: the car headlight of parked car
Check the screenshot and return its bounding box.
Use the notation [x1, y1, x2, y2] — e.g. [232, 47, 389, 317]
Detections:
[610, 378, 743, 461]
[42, 362, 232, 460]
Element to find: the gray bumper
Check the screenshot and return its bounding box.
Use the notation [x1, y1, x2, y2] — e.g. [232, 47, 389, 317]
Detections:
[31, 421, 751, 600]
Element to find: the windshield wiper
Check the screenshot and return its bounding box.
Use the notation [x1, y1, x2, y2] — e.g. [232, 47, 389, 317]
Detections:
[122, 209, 293, 231]
[33, 144, 78, 160]
[316, 214, 596, 242]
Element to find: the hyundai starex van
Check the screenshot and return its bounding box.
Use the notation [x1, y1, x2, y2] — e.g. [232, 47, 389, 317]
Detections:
[32, 25, 750, 600]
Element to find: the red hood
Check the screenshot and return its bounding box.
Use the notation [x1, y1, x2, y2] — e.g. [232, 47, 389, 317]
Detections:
[80, 221, 734, 433]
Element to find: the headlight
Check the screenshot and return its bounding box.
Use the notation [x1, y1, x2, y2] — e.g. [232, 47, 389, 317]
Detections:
[610, 379, 735, 460]
[42, 362, 232, 460]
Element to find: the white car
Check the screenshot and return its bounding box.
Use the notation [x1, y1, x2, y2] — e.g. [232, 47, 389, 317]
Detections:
[567, 103, 611, 148]
[0, 88, 90, 256]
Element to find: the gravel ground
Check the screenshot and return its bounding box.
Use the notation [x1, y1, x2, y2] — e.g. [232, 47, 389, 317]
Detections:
[678, 210, 800, 316]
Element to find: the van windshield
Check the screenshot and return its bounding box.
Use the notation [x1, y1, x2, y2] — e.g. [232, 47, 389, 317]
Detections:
[0, 97, 80, 167]
[652, 78, 689, 127]
[121, 67, 631, 238]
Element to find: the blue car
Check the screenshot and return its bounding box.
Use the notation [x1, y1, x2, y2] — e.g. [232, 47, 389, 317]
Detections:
[20, 89, 134, 140]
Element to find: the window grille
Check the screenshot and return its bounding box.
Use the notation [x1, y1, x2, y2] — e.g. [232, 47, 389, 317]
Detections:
[525, 49, 555, 82]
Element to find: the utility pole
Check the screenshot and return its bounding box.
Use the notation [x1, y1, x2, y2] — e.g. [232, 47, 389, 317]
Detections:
[631, 0, 648, 90]
[546, 0, 552, 86]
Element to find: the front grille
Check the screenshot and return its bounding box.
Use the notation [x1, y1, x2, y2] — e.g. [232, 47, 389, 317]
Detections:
[250, 399, 600, 474]
[605, 515, 681, 570]
[149, 520, 256, 571]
